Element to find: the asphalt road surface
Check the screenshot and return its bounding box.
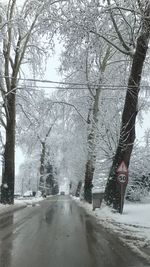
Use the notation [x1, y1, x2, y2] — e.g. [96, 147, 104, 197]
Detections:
[0, 196, 149, 267]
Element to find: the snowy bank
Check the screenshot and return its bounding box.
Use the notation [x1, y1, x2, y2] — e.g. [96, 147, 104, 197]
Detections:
[0, 203, 26, 216]
[15, 196, 44, 206]
[0, 196, 45, 216]
[73, 196, 150, 263]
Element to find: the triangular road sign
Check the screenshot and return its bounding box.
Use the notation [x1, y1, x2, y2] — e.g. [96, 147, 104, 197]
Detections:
[117, 161, 128, 173]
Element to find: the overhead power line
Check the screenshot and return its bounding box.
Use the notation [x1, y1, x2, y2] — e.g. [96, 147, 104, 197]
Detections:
[1, 75, 150, 90]
[17, 85, 150, 91]
[16, 86, 150, 91]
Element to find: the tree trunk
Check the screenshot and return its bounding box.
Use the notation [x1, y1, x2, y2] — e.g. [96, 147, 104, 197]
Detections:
[75, 180, 82, 197]
[1, 93, 16, 204]
[84, 89, 100, 203]
[39, 141, 48, 195]
[84, 159, 95, 203]
[104, 28, 150, 212]
[40, 142, 45, 181]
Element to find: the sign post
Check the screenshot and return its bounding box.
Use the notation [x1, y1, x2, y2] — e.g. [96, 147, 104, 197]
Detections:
[116, 161, 128, 214]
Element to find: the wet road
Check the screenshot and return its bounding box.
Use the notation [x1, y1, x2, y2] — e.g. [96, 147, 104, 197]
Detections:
[0, 196, 149, 267]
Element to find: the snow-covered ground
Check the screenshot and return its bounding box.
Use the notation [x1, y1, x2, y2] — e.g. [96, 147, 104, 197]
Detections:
[15, 196, 44, 206]
[0, 196, 44, 216]
[73, 196, 150, 263]
[0, 202, 26, 216]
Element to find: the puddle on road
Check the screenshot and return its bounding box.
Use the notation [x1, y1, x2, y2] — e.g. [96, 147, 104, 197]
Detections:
[62, 201, 70, 215]
[45, 206, 55, 225]
[1, 199, 149, 267]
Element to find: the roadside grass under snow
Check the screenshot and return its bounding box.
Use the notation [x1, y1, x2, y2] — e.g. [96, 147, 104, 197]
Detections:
[0, 196, 44, 215]
[15, 196, 44, 205]
[73, 196, 150, 263]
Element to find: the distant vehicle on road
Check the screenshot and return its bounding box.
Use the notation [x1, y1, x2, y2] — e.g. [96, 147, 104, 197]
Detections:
[60, 191, 65, 195]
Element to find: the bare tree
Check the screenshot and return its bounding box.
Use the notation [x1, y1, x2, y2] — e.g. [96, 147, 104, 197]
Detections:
[57, 0, 150, 210]
[0, 0, 58, 204]
[104, 0, 150, 212]
[84, 46, 112, 203]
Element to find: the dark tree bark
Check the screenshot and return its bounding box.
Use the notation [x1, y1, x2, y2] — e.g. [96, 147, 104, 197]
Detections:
[84, 159, 95, 203]
[39, 141, 46, 182]
[75, 180, 82, 197]
[1, 92, 16, 204]
[38, 141, 46, 194]
[38, 124, 54, 192]
[84, 89, 100, 203]
[104, 11, 150, 212]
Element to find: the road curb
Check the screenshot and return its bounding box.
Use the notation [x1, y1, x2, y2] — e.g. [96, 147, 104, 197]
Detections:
[0, 204, 27, 217]
[73, 199, 150, 265]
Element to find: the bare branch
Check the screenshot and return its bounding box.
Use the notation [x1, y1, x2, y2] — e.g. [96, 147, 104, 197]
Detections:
[85, 50, 95, 99]
[107, 0, 132, 54]
[90, 30, 133, 57]
[0, 116, 6, 129]
[113, 0, 136, 48]
[52, 101, 88, 124]
[137, 0, 144, 13]
[45, 118, 58, 140]
[17, 103, 33, 126]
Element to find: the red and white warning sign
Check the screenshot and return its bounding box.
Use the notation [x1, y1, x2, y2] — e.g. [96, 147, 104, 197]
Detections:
[116, 161, 128, 173]
[116, 161, 128, 213]
[116, 161, 128, 185]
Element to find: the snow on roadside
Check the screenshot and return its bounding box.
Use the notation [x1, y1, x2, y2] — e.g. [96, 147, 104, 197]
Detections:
[0, 196, 44, 216]
[73, 196, 150, 263]
[15, 196, 44, 206]
[0, 202, 26, 216]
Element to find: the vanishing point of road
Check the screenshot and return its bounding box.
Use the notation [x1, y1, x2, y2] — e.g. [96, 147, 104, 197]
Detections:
[0, 196, 149, 267]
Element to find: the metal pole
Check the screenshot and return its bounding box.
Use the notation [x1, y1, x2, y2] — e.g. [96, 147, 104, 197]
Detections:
[120, 184, 123, 214]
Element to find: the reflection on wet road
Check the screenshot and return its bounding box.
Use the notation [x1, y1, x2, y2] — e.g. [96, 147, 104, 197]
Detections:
[0, 196, 149, 267]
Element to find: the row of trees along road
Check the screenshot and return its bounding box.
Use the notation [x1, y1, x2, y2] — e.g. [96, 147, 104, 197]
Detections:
[0, 1, 150, 213]
[58, 0, 150, 212]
